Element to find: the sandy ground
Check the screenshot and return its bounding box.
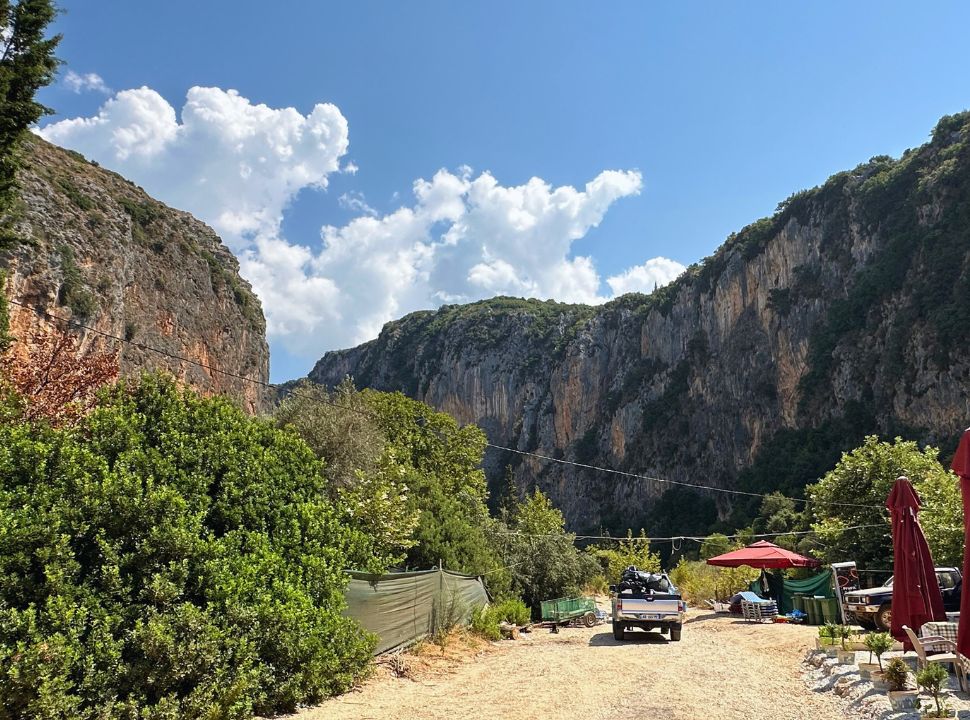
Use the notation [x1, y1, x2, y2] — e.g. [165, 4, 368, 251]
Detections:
[293, 609, 856, 720]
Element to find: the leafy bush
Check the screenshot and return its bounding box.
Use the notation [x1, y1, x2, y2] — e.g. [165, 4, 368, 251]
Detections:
[669, 558, 758, 605]
[363, 389, 500, 577]
[583, 573, 609, 596]
[469, 597, 531, 641]
[431, 589, 467, 647]
[837, 625, 853, 649]
[864, 632, 893, 669]
[916, 662, 950, 717]
[470, 605, 502, 641]
[0, 375, 375, 719]
[56, 244, 96, 319]
[55, 176, 94, 210]
[492, 598, 531, 626]
[590, 531, 662, 582]
[884, 657, 910, 691]
[276, 380, 419, 568]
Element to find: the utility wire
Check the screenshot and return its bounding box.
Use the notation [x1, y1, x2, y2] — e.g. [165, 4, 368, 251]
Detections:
[4, 298, 890, 511]
[488, 444, 884, 510]
[495, 523, 889, 544]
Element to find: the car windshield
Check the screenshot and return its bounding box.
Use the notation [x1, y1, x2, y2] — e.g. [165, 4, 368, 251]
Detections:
[880, 572, 955, 589]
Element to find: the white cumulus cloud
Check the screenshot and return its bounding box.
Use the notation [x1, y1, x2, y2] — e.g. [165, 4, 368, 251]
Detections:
[606, 257, 686, 296]
[39, 86, 348, 248]
[63, 70, 111, 94]
[38, 84, 670, 361]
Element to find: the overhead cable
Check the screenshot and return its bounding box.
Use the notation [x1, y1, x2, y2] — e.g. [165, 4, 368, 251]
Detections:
[5, 298, 890, 511]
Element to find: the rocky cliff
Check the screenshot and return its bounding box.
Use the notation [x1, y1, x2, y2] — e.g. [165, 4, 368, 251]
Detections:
[309, 112, 970, 533]
[0, 136, 269, 412]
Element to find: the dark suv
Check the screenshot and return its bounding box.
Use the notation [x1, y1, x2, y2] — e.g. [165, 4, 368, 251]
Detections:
[843, 567, 962, 630]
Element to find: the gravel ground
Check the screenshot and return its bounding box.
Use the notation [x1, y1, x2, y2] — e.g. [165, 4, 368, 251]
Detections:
[292, 609, 877, 720]
[805, 648, 970, 719]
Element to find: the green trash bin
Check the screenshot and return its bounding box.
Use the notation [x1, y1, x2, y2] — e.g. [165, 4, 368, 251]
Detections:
[820, 598, 838, 624]
[805, 597, 819, 625]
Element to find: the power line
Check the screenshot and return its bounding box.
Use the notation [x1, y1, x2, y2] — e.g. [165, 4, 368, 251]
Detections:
[4, 298, 887, 511]
[486, 444, 884, 510]
[495, 523, 888, 544]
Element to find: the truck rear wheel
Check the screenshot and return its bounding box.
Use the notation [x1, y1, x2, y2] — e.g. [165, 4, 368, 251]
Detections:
[670, 624, 682, 642]
[612, 622, 624, 641]
[875, 603, 892, 632]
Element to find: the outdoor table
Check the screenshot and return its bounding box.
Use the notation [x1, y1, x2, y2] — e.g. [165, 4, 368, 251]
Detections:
[920, 621, 959, 653]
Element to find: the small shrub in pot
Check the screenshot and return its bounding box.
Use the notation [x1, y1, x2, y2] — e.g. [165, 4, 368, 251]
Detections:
[915, 663, 951, 718]
[864, 632, 893, 670]
[884, 658, 910, 691]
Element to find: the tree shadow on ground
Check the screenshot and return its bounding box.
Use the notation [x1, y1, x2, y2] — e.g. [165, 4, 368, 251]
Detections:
[684, 612, 722, 623]
[588, 630, 669, 647]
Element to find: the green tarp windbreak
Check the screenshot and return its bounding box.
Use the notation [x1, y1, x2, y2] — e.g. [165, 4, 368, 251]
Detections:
[343, 568, 490, 654]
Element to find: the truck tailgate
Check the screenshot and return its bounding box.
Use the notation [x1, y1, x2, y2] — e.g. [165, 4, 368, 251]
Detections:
[617, 596, 682, 618]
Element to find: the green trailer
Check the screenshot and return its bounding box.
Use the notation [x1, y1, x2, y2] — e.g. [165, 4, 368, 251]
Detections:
[540, 596, 597, 627]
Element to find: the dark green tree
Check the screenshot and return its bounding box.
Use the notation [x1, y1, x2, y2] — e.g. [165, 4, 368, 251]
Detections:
[362, 389, 500, 575]
[0, 375, 375, 718]
[0, 0, 60, 221]
[699, 533, 732, 560]
[489, 489, 598, 612]
[275, 379, 419, 568]
[808, 435, 961, 568]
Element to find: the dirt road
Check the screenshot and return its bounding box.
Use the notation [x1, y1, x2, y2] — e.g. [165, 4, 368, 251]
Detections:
[298, 610, 850, 720]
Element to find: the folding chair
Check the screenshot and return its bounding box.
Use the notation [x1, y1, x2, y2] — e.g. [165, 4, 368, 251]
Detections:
[902, 625, 968, 692]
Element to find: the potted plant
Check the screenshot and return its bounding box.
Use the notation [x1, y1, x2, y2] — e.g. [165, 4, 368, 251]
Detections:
[915, 663, 955, 718]
[820, 622, 840, 656]
[884, 657, 918, 710]
[815, 625, 831, 651]
[836, 625, 856, 664]
[859, 632, 893, 680]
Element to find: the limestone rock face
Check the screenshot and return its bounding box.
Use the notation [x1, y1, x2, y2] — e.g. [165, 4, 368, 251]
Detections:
[1, 136, 269, 412]
[309, 112, 970, 531]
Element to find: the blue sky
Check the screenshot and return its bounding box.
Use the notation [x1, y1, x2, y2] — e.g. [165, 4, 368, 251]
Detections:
[37, 1, 970, 382]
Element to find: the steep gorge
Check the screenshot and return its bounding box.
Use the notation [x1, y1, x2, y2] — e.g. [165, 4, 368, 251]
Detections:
[0, 136, 269, 411]
[309, 112, 970, 533]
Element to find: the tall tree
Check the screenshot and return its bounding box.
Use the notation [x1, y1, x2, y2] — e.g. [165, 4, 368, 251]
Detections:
[0, 0, 61, 219]
[808, 435, 961, 568]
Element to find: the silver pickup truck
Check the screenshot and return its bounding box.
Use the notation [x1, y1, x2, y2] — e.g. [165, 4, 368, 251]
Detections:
[610, 568, 686, 642]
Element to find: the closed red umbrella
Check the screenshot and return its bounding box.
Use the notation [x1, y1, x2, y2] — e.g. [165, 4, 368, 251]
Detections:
[706, 540, 821, 569]
[887, 475, 945, 647]
[951, 429, 970, 658]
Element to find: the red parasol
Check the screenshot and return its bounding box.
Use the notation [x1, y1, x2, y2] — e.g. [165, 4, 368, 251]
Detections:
[705, 540, 821, 569]
[951, 429, 970, 658]
[887, 475, 945, 647]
